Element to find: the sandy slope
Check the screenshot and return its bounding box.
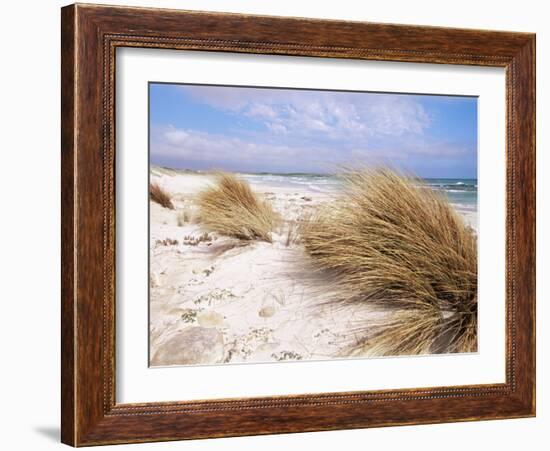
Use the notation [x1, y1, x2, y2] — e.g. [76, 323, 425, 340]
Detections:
[149, 169, 477, 367]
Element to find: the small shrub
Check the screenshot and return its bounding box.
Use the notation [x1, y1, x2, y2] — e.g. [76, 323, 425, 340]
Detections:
[196, 172, 279, 242]
[155, 238, 178, 246]
[183, 232, 212, 246]
[150, 182, 174, 209]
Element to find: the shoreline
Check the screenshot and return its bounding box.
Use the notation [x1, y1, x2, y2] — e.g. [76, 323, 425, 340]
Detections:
[150, 167, 478, 229]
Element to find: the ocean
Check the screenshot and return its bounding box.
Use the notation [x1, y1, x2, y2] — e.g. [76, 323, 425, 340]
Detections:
[240, 173, 477, 213]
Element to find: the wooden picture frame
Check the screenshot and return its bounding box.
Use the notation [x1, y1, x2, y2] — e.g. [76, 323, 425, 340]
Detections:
[61, 3, 536, 446]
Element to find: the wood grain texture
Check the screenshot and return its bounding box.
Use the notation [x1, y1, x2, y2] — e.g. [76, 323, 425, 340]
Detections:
[61, 3, 536, 446]
[60, 5, 76, 445]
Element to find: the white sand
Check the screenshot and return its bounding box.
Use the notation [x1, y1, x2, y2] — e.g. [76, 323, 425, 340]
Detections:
[149, 169, 478, 367]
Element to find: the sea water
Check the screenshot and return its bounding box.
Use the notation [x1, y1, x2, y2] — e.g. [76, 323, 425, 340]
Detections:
[241, 173, 477, 213]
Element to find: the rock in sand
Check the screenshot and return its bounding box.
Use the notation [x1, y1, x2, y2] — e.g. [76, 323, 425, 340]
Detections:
[151, 327, 224, 366]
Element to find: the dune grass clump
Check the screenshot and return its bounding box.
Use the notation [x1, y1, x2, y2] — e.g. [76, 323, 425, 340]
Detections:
[149, 182, 174, 210]
[284, 220, 299, 247]
[197, 173, 279, 242]
[301, 168, 477, 356]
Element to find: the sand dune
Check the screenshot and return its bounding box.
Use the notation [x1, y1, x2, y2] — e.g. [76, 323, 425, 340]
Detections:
[149, 169, 477, 367]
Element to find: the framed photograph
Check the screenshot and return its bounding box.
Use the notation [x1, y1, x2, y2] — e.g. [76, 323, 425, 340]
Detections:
[61, 3, 536, 446]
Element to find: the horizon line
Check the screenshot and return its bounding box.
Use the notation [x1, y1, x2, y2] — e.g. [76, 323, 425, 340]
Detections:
[150, 165, 477, 180]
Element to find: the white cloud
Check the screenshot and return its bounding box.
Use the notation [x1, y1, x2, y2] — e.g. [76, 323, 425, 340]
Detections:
[179, 86, 431, 143]
[151, 124, 360, 173]
[164, 128, 189, 144]
[150, 122, 473, 175]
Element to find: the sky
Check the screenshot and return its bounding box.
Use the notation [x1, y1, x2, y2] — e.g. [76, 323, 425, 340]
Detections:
[149, 83, 478, 179]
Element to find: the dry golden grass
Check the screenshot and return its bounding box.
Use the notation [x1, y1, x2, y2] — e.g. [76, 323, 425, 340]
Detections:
[150, 182, 174, 210]
[196, 172, 279, 242]
[284, 220, 299, 247]
[301, 168, 477, 356]
[283, 213, 312, 247]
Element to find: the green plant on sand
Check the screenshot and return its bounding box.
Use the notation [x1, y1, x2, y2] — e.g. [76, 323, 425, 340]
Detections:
[301, 168, 477, 356]
[149, 182, 174, 210]
[197, 172, 279, 242]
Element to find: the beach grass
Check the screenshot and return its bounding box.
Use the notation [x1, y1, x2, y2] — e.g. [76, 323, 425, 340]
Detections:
[284, 220, 300, 247]
[301, 168, 478, 356]
[197, 172, 280, 242]
[150, 182, 174, 210]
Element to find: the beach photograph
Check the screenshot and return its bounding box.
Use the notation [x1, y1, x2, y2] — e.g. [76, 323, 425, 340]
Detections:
[148, 83, 478, 367]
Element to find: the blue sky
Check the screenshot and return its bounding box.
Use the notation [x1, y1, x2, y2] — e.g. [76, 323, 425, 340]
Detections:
[149, 83, 477, 178]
